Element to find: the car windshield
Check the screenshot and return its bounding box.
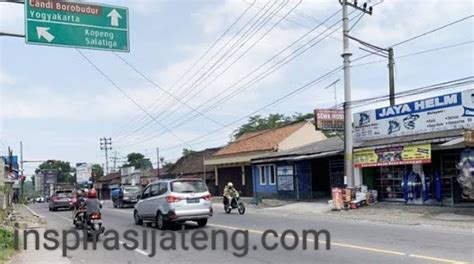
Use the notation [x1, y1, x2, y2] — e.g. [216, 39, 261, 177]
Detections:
[124, 187, 139, 193]
[171, 180, 207, 193]
[57, 193, 68, 198]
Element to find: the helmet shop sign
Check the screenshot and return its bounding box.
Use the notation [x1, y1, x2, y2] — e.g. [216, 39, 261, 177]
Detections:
[354, 89, 474, 142]
[353, 144, 431, 168]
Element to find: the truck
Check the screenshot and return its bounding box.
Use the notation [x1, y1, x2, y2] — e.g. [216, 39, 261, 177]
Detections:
[111, 185, 141, 208]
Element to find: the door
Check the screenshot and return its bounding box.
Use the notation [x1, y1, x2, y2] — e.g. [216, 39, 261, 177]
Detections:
[148, 183, 168, 217]
[136, 185, 151, 219]
[244, 166, 254, 197]
[217, 167, 243, 196]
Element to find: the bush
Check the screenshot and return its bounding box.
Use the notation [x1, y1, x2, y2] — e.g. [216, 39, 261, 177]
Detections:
[0, 227, 14, 261]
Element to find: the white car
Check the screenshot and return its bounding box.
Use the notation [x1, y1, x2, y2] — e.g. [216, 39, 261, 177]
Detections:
[35, 196, 45, 203]
[134, 179, 213, 229]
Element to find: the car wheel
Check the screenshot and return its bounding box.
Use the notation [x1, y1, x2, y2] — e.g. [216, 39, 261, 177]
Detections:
[197, 219, 208, 227]
[134, 210, 143, 225]
[118, 200, 123, 209]
[156, 212, 168, 230]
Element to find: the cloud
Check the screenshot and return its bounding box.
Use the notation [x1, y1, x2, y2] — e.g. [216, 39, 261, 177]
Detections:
[0, 83, 164, 120]
[0, 71, 15, 86]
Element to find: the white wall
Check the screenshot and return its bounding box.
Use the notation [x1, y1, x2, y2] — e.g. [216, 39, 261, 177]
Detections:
[278, 122, 327, 151]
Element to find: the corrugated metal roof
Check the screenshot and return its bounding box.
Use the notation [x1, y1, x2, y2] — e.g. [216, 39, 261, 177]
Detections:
[252, 136, 344, 162]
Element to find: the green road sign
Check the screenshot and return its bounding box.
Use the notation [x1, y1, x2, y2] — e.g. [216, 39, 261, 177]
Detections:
[25, 0, 129, 52]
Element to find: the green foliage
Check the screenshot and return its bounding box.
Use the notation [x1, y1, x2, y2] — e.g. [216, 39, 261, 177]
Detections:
[35, 160, 74, 183]
[232, 112, 314, 140]
[182, 148, 196, 157]
[0, 227, 14, 261]
[123, 153, 152, 170]
[91, 164, 104, 178]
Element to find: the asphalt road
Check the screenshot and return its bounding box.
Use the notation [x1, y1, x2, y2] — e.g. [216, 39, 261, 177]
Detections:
[25, 201, 473, 264]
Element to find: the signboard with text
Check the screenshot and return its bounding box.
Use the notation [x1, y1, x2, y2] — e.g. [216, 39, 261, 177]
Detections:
[76, 163, 92, 184]
[42, 169, 57, 184]
[277, 166, 294, 191]
[354, 144, 431, 168]
[25, 0, 129, 52]
[314, 109, 344, 131]
[354, 89, 474, 142]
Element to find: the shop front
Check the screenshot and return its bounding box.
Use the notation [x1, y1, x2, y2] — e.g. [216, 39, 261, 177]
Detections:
[353, 89, 474, 206]
[355, 131, 473, 205]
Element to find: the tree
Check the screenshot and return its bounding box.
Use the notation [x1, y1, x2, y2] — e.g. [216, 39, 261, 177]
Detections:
[232, 112, 314, 139]
[91, 164, 104, 178]
[182, 148, 196, 157]
[35, 160, 74, 183]
[123, 152, 153, 170]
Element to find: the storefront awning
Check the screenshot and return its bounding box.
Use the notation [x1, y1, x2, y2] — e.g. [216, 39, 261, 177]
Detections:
[252, 150, 342, 164]
[354, 129, 465, 150]
[435, 137, 465, 150]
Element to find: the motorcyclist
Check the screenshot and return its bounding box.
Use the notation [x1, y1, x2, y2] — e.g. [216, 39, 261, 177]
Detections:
[223, 182, 238, 205]
[84, 189, 101, 222]
[72, 190, 85, 220]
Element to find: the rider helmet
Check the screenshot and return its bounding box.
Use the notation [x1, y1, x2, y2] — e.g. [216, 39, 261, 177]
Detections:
[88, 189, 97, 198]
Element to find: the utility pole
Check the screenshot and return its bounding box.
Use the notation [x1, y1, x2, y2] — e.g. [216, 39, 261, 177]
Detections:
[156, 148, 160, 178]
[203, 155, 206, 183]
[20, 141, 23, 199]
[388, 47, 395, 106]
[340, 0, 373, 187]
[110, 151, 119, 172]
[99, 137, 112, 175]
[346, 34, 395, 106]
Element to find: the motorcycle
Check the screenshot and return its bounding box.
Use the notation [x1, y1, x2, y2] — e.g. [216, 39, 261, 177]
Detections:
[86, 212, 105, 240]
[224, 192, 245, 215]
[73, 207, 87, 229]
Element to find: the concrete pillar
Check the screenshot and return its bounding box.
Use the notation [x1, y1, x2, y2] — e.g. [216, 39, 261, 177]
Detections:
[354, 167, 363, 186]
[241, 165, 245, 186]
[214, 166, 218, 186]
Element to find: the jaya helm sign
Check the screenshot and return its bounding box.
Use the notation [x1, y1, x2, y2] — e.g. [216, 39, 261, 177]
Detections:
[354, 144, 431, 168]
[25, 0, 129, 52]
[354, 89, 474, 142]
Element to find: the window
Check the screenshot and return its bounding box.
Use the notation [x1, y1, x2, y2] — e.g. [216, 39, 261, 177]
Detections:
[269, 165, 276, 185]
[259, 166, 266, 185]
[158, 183, 168, 195]
[141, 186, 151, 199]
[151, 184, 160, 197]
[259, 165, 276, 185]
[171, 180, 207, 193]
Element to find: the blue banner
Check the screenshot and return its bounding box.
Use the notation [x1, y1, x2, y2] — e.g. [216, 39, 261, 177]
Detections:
[375, 92, 462, 120]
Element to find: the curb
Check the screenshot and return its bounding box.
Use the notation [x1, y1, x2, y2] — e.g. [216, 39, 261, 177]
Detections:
[22, 204, 44, 219]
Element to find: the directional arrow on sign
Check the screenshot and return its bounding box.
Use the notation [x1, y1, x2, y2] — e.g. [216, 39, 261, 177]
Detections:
[36, 27, 54, 42]
[107, 9, 122, 27]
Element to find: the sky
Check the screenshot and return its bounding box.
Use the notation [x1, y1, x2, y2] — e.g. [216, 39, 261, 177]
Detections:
[1, 0, 473, 176]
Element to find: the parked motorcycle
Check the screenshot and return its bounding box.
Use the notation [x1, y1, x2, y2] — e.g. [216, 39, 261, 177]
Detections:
[224, 192, 245, 215]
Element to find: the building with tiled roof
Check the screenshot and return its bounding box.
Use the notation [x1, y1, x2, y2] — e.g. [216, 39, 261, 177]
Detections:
[205, 121, 326, 196]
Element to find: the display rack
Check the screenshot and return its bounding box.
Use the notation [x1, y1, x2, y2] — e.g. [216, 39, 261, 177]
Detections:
[375, 165, 410, 201]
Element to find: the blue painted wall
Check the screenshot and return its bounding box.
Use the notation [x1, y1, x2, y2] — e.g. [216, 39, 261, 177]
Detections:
[253, 165, 278, 194]
[252, 160, 312, 199]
